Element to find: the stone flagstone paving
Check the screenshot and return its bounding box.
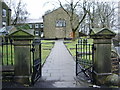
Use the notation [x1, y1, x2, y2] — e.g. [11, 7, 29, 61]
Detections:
[34, 40, 91, 88]
[2, 40, 91, 88]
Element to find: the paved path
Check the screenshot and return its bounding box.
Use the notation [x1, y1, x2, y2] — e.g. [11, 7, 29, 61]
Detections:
[34, 40, 90, 88]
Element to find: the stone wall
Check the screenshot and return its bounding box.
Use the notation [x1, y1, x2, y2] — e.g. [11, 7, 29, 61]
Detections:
[2, 1, 11, 26]
[0, 0, 2, 28]
[43, 8, 79, 39]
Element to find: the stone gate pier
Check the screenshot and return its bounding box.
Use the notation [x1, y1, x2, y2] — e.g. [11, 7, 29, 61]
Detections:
[9, 29, 34, 84]
[90, 28, 119, 86]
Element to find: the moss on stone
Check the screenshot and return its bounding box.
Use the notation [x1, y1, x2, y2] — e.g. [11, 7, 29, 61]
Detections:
[105, 74, 120, 86]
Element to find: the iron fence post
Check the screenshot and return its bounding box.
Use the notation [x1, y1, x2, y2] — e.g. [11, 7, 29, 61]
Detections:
[2, 38, 3, 65]
[10, 39, 13, 65]
[39, 39, 42, 77]
[76, 44, 77, 76]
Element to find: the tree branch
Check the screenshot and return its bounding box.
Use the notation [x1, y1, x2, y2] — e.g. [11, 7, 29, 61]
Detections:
[65, 0, 71, 4]
[74, 0, 81, 8]
[58, 0, 70, 17]
[74, 8, 87, 31]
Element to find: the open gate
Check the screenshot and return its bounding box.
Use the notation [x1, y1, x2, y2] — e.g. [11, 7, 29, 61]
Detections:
[76, 38, 94, 82]
[31, 39, 41, 85]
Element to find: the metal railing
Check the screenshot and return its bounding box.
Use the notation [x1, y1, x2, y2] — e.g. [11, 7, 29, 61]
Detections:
[0, 38, 14, 66]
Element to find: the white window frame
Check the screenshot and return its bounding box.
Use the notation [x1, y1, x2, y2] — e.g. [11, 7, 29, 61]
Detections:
[35, 31, 39, 36]
[40, 24, 44, 28]
[35, 24, 39, 28]
[2, 9, 6, 17]
[2, 22, 6, 27]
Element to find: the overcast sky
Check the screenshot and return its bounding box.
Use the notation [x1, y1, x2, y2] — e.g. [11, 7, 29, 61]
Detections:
[4, 0, 119, 19]
[23, 0, 72, 19]
[24, 0, 119, 19]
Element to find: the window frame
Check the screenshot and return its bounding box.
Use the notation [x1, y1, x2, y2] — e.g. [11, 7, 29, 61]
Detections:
[2, 22, 6, 27]
[56, 19, 66, 27]
[35, 24, 39, 28]
[29, 24, 33, 29]
[40, 24, 44, 28]
[2, 9, 6, 17]
[35, 31, 39, 36]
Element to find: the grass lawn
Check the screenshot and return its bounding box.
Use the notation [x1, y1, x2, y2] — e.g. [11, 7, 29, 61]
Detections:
[0, 40, 55, 66]
[0, 44, 14, 65]
[64, 39, 78, 57]
[64, 38, 93, 61]
[41, 40, 55, 65]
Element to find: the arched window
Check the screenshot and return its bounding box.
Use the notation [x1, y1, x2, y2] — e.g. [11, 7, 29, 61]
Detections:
[56, 19, 66, 27]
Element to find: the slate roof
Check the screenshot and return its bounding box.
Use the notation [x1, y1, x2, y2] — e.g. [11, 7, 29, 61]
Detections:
[17, 19, 43, 24]
[0, 26, 15, 36]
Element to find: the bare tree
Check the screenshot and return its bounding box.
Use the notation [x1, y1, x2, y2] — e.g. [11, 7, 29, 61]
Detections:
[86, 1, 117, 29]
[49, 0, 117, 37]
[5, 0, 29, 25]
[57, 0, 89, 39]
[78, 1, 118, 35]
[44, 10, 52, 15]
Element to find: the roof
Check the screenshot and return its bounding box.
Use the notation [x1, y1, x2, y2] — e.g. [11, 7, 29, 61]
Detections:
[2, 2, 8, 8]
[0, 26, 14, 33]
[43, 7, 79, 17]
[17, 19, 43, 24]
[43, 7, 62, 16]
[0, 26, 16, 36]
[2, 1, 11, 10]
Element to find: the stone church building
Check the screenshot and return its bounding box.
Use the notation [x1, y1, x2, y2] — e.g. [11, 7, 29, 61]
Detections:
[43, 7, 79, 39]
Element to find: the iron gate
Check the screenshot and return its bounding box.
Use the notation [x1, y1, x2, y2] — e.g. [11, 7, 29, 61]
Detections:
[31, 39, 42, 85]
[1, 37, 14, 80]
[76, 38, 94, 82]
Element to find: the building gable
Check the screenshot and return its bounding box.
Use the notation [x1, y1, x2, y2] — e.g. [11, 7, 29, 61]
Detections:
[43, 7, 79, 39]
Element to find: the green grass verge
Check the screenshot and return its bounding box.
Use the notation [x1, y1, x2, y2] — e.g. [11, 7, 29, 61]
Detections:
[64, 38, 93, 61]
[0, 40, 55, 66]
[0, 45, 14, 65]
[41, 40, 54, 65]
[64, 39, 78, 57]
